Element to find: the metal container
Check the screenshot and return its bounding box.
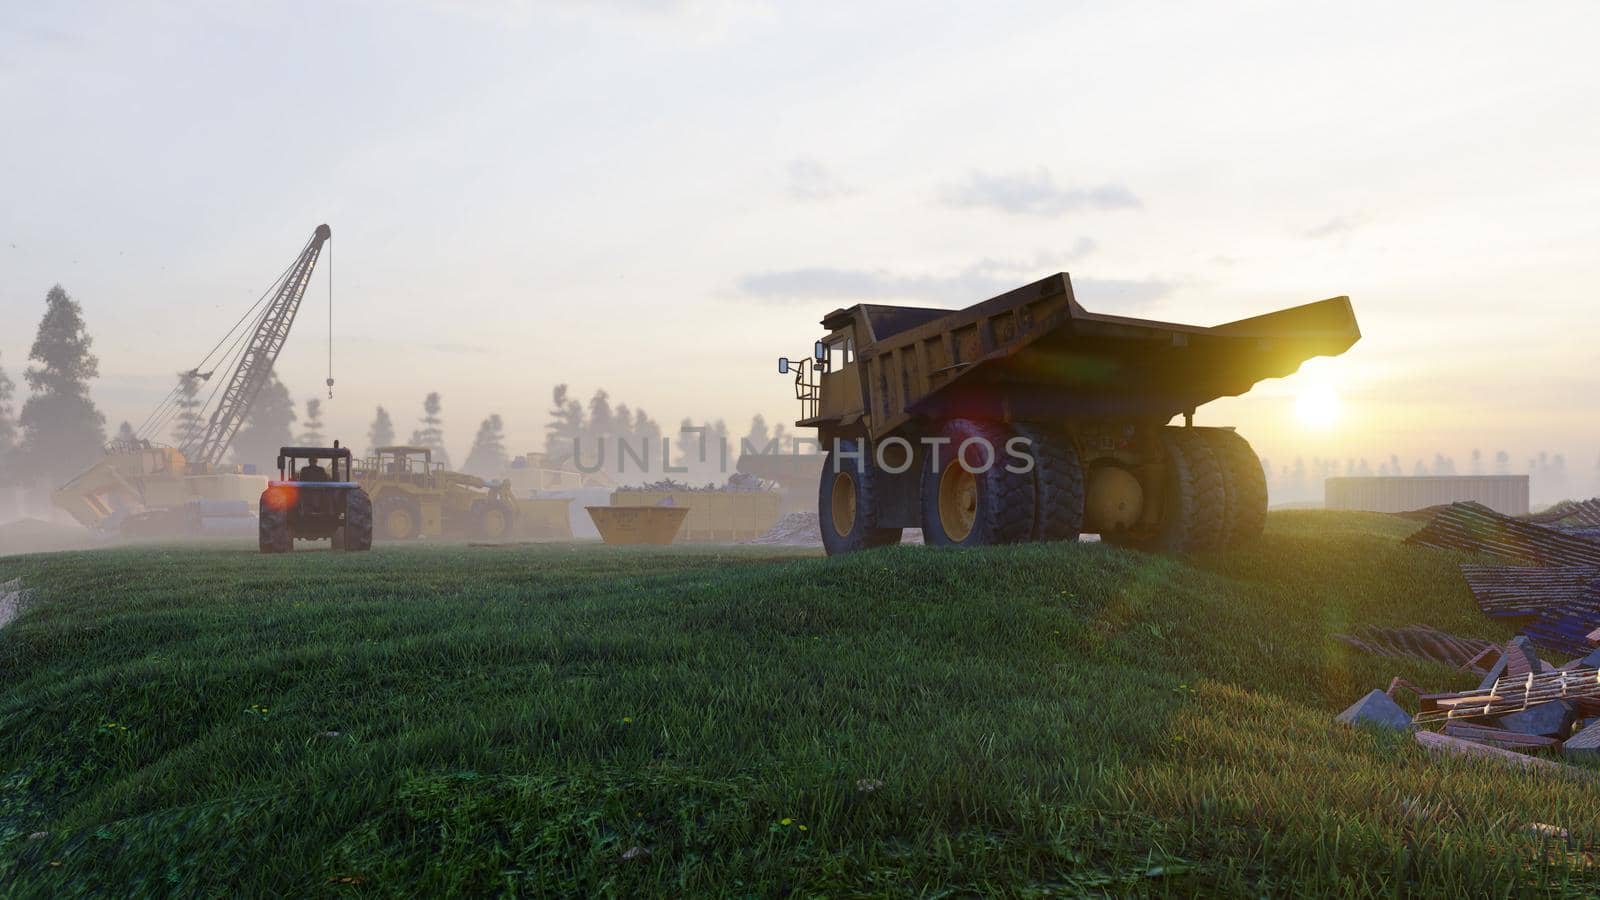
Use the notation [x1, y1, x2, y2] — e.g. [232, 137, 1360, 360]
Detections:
[1325, 475, 1530, 516]
[585, 506, 689, 545]
[608, 491, 781, 542]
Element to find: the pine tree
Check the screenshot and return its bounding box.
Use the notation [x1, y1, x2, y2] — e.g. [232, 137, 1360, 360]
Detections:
[298, 398, 325, 445]
[1494, 450, 1510, 475]
[463, 414, 507, 477]
[231, 370, 296, 471]
[742, 414, 773, 454]
[171, 370, 206, 450]
[0, 350, 15, 483]
[543, 385, 584, 464]
[367, 406, 395, 453]
[588, 390, 614, 440]
[409, 392, 451, 469]
[114, 421, 138, 445]
[15, 285, 106, 484]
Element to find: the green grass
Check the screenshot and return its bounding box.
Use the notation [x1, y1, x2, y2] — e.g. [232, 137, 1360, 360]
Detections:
[2, 512, 1599, 896]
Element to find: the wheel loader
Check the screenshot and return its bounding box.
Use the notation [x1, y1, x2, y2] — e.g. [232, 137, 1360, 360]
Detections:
[258, 442, 373, 553]
[354, 446, 520, 541]
[778, 272, 1360, 556]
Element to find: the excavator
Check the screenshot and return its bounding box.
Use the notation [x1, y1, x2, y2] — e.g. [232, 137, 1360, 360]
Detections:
[52, 224, 335, 537]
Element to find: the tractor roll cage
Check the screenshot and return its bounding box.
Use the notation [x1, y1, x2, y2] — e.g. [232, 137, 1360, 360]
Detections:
[275, 444, 354, 482]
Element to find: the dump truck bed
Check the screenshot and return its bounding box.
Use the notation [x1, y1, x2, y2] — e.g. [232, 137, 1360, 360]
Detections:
[812, 273, 1359, 439]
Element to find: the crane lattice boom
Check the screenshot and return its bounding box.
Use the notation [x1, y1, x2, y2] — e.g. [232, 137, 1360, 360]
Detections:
[188, 224, 331, 468]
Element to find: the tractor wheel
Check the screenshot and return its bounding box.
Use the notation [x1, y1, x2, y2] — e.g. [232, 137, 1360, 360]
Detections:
[817, 438, 903, 556]
[1016, 423, 1084, 542]
[473, 500, 515, 541]
[343, 489, 374, 551]
[919, 419, 1035, 548]
[1196, 427, 1268, 546]
[258, 504, 291, 554]
[376, 495, 422, 541]
[1105, 428, 1225, 553]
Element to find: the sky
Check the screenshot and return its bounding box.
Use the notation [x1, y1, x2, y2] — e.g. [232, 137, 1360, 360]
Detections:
[2, 0, 1598, 490]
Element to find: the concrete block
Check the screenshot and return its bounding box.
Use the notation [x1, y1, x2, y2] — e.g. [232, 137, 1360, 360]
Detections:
[1496, 700, 1577, 738]
[1336, 689, 1413, 731]
[1563, 719, 1600, 758]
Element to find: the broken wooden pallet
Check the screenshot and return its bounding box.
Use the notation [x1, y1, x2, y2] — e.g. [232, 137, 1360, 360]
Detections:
[1334, 624, 1497, 669]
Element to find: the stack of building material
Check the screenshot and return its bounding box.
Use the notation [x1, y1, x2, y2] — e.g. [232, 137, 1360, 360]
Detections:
[1340, 636, 1600, 770]
[1403, 502, 1600, 567]
[1526, 499, 1600, 529]
[1459, 565, 1600, 656]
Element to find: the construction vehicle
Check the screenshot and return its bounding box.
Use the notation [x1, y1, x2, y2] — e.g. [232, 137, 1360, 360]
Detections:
[259, 442, 373, 553]
[354, 446, 521, 541]
[779, 272, 1360, 555]
[54, 224, 334, 536]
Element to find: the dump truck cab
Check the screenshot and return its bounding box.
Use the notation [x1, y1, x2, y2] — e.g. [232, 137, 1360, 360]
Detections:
[259, 441, 373, 553]
[781, 272, 1360, 555]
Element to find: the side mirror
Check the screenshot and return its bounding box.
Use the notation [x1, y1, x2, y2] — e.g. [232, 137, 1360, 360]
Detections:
[778, 357, 790, 374]
[814, 340, 826, 361]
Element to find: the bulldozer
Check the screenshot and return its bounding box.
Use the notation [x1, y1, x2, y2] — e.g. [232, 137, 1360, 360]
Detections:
[780, 272, 1360, 555]
[354, 446, 521, 541]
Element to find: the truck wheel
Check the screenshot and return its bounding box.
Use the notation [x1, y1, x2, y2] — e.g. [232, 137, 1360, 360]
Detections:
[1106, 428, 1224, 553]
[258, 504, 291, 554]
[343, 489, 374, 551]
[376, 496, 421, 540]
[919, 419, 1035, 547]
[1016, 423, 1084, 542]
[473, 500, 515, 541]
[818, 439, 903, 555]
[1197, 427, 1267, 545]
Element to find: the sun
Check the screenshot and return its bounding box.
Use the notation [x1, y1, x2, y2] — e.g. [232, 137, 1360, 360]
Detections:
[1294, 383, 1342, 429]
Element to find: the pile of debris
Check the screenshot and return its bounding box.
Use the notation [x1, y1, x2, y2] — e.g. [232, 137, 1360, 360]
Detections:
[1336, 499, 1600, 771]
[1339, 635, 1600, 770]
[617, 472, 776, 493]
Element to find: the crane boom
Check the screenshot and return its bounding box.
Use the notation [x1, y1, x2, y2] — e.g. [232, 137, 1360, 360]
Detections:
[188, 224, 331, 468]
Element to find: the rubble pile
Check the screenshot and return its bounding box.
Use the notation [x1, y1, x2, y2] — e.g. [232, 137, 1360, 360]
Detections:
[1339, 499, 1600, 772]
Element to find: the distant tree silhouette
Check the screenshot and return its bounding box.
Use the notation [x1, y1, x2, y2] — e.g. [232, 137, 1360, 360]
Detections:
[409, 392, 451, 469]
[463, 414, 508, 477]
[298, 398, 325, 446]
[367, 406, 394, 453]
[0, 350, 15, 484]
[231, 370, 296, 471]
[170, 370, 205, 450]
[15, 285, 106, 484]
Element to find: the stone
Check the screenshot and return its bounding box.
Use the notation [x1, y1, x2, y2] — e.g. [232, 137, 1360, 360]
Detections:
[1496, 700, 1577, 738]
[1563, 719, 1600, 758]
[1502, 636, 1543, 680]
[1335, 689, 1413, 731]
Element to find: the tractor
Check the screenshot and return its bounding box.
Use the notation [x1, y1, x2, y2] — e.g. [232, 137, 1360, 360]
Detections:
[258, 442, 374, 553]
[354, 446, 519, 541]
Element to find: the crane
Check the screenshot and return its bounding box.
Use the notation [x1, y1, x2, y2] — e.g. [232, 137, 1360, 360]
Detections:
[183, 224, 333, 468]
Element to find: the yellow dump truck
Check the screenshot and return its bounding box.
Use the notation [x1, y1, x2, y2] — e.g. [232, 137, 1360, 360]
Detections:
[780, 272, 1360, 555]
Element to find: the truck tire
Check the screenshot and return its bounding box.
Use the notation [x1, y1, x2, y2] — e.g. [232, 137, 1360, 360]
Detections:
[1016, 423, 1084, 542]
[258, 504, 291, 554]
[1196, 427, 1268, 546]
[818, 438, 903, 555]
[473, 500, 515, 541]
[343, 489, 374, 551]
[376, 495, 422, 541]
[1106, 428, 1224, 553]
[919, 419, 1035, 548]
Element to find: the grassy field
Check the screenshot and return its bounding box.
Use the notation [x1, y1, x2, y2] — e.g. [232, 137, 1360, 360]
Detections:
[2, 511, 1599, 896]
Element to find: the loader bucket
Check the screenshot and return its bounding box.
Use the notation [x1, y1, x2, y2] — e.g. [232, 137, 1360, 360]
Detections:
[586, 506, 689, 545]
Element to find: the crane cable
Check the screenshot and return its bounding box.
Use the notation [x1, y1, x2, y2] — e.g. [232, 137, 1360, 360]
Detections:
[326, 237, 334, 399]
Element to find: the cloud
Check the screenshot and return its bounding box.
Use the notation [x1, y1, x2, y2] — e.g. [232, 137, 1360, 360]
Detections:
[786, 158, 855, 201]
[940, 168, 1141, 217]
[1302, 215, 1364, 239]
[738, 252, 1171, 310]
